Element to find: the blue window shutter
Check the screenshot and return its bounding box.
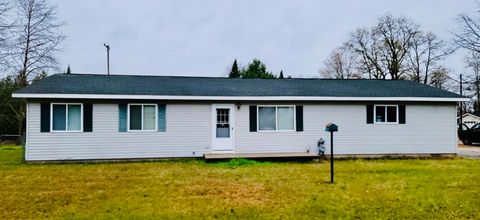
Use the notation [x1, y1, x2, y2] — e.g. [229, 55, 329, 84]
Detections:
[158, 104, 166, 132]
[118, 104, 127, 132]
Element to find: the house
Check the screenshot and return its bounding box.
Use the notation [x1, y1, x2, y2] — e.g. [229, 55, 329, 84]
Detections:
[12, 73, 468, 161]
[458, 111, 480, 128]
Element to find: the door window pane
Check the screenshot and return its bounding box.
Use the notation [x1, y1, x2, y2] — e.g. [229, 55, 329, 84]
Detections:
[216, 109, 230, 138]
[129, 105, 142, 130]
[67, 105, 81, 130]
[259, 107, 276, 130]
[375, 106, 385, 122]
[386, 106, 397, 122]
[277, 107, 294, 130]
[52, 105, 66, 131]
[143, 105, 156, 130]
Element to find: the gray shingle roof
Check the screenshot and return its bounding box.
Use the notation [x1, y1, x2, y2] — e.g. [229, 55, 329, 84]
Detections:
[14, 73, 464, 99]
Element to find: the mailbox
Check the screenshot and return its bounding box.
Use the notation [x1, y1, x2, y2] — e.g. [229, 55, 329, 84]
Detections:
[324, 122, 338, 183]
[325, 123, 338, 132]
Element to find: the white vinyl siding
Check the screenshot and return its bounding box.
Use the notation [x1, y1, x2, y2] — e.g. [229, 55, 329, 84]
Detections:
[25, 102, 458, 161]
[26, 103, 210, 161]
[235, 103, 457, 155]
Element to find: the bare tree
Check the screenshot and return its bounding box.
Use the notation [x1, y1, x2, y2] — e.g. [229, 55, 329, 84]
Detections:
[408, 32, 453, 84]
[349, 14, 421, 80]
[454, 2, 480, 53]
[10, 0, 65, 87]
[376, 15, 419, 80]
[320, 43, 360, 79]
[465, 51, 480, 111]
[350, 27, 385, 79]
[429, 67, 450, 89]
[7, 0, 65, 135]
[0, 0, 11, 71]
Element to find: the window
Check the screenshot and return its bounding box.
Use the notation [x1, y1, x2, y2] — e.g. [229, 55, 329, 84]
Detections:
[128, 104, 157, 131]
[216, 109, 230, 138]
[51, 104, 83, 131]
[374, 105, 398, 124]
[258, 106, 295, 131]
[472, 123, 480, 130]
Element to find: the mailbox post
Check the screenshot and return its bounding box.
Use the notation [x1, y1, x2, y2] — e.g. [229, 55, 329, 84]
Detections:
[325, 123, 338, 183]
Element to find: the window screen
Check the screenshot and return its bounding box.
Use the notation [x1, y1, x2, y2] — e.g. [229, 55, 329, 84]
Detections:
[259, 107, 276, 130]
[143, 105, 156, 130]
[67, 105, 81, 130]
[277, 107, 294, 130]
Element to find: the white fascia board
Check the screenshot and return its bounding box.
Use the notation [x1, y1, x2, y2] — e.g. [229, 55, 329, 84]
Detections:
[12, 93, 470, 102]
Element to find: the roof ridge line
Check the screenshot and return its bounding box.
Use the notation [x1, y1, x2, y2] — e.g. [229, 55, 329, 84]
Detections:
[56, 73, 406, 81]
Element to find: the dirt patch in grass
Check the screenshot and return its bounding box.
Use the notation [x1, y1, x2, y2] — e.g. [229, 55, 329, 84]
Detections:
[186, 178, 268, 205]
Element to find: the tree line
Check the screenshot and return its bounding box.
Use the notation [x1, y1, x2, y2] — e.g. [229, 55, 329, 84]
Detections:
[319, 14, 453, 87]
[228, 59, 286, 79]
[0, 0, 64, 136]
[318, 5, 480, 113]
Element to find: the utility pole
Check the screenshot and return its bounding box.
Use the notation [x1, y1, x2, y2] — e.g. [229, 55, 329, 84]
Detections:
[104, 43, 110, 75]
[460, 74, 463, 125]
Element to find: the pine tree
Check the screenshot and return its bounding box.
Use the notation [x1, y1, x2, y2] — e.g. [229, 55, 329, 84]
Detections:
[240, 59, 276, 79]
[279, 70, 284, 79]
[66, 65, 71, 74]
[228, 59, 240, 78]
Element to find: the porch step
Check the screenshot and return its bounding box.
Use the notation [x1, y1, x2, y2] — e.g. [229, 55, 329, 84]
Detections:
[204, 152, 319, 160]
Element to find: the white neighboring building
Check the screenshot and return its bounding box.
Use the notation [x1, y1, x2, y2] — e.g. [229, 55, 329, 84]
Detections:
[459, 112, 480, 128]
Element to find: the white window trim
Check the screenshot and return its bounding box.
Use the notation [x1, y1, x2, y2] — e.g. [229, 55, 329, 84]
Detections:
[257, 105, 296, 132]
[50, 103, 84, 132]
[373, 104, 399, 124]
[127, 104, 158, 132]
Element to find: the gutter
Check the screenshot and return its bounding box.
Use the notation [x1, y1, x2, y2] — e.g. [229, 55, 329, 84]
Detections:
[12, 93, 470, 102]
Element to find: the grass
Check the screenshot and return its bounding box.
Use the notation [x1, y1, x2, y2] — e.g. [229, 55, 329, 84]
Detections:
[0, 146, 479, 219]
[211, 157, 271, 168]
[0, 144, 22, 163]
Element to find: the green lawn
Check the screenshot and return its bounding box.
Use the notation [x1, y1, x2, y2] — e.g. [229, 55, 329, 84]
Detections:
[1, 146, 479, 219]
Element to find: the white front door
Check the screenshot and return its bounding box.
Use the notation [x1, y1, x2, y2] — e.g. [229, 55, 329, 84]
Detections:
[211, 104, 235, 152]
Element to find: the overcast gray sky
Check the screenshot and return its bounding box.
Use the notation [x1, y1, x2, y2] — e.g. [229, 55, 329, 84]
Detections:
[55, 0, 475, 78]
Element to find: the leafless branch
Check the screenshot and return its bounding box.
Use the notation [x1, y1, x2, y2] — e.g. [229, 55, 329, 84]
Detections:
[9, 0, 65, 86]
[319, 42, 361, 79]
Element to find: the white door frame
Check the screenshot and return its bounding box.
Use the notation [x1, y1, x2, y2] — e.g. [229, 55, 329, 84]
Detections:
[211, 104, 235, 153]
